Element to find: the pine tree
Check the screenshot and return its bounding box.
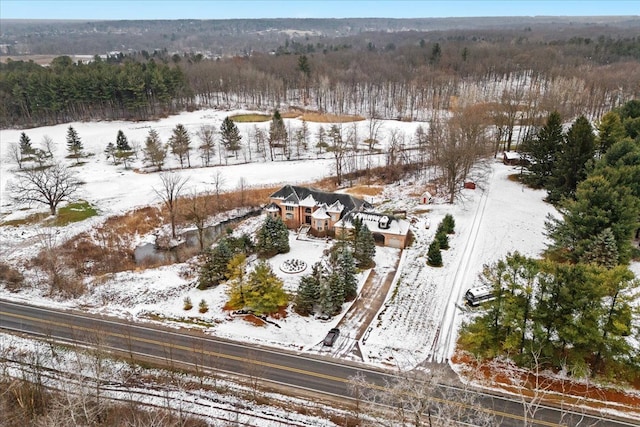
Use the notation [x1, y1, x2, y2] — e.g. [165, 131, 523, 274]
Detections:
[597, 111, 626, 156]
[220, 116, 242, 158]
[546, 174, 638, 264]
[547, 115, 596, 203]
[435, 230, 450, 250]
[521, 111, 564, 188]
[268, 109, 287, 160]
[116, 129, 131, 151]
[242, 260, 288, 315]
[19, 132, 34, 157]
[580, 228, 619, 269]
[441, 214, 456, 234]
[169, 123, 192, 168]
[337, 249, 358, 301]
[66, 125, 83, 164]
[115, 129, 134, 168]
[143, 129, 167, 171]
[197, 239, 233, 289]
[256, 215, 290, 257]
[324, 271, 346, 315]
[104, 142, 117, 164]
[354, 220, 376, 267]
[427, 239, 443, 267]
[294, 263, 323, 316]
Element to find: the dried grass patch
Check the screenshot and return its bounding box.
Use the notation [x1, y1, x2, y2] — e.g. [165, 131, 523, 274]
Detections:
[299, 112, 365, 123]
[342, 185, 384, 198]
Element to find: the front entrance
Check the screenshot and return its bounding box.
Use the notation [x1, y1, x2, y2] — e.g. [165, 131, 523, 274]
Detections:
[373, 232, 385, 245]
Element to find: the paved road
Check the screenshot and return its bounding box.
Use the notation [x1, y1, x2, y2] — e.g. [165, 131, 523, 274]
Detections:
[1, 299, 637, 427]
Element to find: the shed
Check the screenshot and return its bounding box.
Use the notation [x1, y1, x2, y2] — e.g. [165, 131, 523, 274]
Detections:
[419, 191, 432, 205]
[464, 182, 476, 190]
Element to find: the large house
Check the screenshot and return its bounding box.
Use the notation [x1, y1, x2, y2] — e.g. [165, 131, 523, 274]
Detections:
[265, 185, 410, 248]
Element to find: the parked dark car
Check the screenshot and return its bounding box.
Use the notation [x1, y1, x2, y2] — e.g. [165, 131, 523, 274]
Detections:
[323, 328, 340, 346]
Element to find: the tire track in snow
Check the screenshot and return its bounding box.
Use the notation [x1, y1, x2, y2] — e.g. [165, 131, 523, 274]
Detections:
[430, 170, 493, 363]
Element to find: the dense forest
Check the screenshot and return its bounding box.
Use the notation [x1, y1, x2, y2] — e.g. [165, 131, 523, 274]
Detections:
[1, 17, 640, 129]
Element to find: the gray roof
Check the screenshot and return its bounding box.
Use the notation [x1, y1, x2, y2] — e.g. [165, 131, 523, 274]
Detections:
[270, 185, 372, 213]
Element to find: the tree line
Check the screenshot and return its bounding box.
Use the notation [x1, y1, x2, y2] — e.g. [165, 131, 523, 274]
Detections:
[1, 55, 191, 127]
[2, 27, 639, 130]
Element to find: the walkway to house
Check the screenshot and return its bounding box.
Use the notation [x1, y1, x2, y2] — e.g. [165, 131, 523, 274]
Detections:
[334, 250, 402, 361]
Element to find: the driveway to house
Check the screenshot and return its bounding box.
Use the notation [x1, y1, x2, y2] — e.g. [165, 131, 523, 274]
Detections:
[333, 247, 402, 360]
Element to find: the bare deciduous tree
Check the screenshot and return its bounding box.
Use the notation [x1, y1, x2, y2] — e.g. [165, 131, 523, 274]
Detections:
[183, 189, 212, 251]
[154, 172, 189, 239]
[10, 162, 80, 215]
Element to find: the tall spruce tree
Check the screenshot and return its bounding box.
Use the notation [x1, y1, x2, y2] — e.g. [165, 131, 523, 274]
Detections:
[115, 129, 134, 168]
[521, 111, 564, 188]
[143, 129, 167, 171]
[19, 132, 34, 157]
[197, 238, 233, 289]
[596, 111, 626, 156]
[337, 249, 358, 301]
[256, 215, 290, 257]
[294, 262, 323, 316]
[66, 125, 83, 164]
[169, 123, 192, 168]
[580, 228, 619, 269]
[268, 109, 288, 160]
[427, 239, 443, 267]
[547, 115, 595, 203]
[220, 116, 242, 159]
[352, 217, 376, 267]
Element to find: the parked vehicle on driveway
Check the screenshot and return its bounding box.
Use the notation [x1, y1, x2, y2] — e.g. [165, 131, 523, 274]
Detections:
[323, 328, 340, 346]
[464, 285, 495, 306]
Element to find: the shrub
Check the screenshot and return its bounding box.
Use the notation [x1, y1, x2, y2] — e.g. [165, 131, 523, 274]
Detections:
[183, 296, 193, 310]
[427, 240, 443, 267]
[441, 214, 456, 234]
[198, 299, 209, 313]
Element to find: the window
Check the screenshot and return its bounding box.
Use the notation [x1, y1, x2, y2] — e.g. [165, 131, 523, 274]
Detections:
[285, 206, 294, 211]
[305, 207, 312, 213]
[285, 213, 293, 220]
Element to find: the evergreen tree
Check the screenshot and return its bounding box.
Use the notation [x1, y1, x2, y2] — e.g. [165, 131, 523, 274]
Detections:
[256, 215, 290, 257]
[225, 253, 248, 308]
[66, 125, 83, 164]
[580, 228, 619, 269]
[324, 271, 346, 315]
[441, 214, 456, 234]
[169, 123, 192, 168]
[294, 262, 323, 316]
[268, 109, 287, 160]
[220, 116, 242, 158]
[427, 239, 442, 267]
[315, 126, 328, 154]
[521, 111, 564, 188]
[19, 132, 34, 157]
[197, 239, 233, 289]
[596, 111, 626, 156]
[115, 129, 131, 151]
[546, 174, 639, 264]
[352, 217, 376, 267]
[547, 115, 595, 203]
[337, 249, 358, 301]
[435, 230, 450, 250]
[143, 128, 167, 171]
[104, 142, 117, 164]
[114, 129, 134, 168]
[242, 260, 288, 315]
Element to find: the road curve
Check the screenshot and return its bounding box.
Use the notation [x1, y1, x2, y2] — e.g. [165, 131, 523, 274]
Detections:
[1, 299, 637, 427]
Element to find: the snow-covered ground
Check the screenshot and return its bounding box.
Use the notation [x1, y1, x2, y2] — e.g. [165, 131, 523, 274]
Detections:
[1, 108, 639, 376]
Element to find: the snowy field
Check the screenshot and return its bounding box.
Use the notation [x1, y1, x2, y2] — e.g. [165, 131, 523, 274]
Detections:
[1, 108, 639, 376]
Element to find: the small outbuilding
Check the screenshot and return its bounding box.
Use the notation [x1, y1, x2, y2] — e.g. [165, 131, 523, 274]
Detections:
[464, 182, 476, 190]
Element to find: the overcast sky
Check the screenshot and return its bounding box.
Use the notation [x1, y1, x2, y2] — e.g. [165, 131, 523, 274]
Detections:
[1, 0, 638, 20]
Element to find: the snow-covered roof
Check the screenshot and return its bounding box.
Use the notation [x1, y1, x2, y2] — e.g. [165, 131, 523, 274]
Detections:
[335, 212, 410, 236]
[503, 151, 521, 160]
[264, 202, 280, 212]
[270, 185, 371, 213]
[311, 206, 330, 219]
